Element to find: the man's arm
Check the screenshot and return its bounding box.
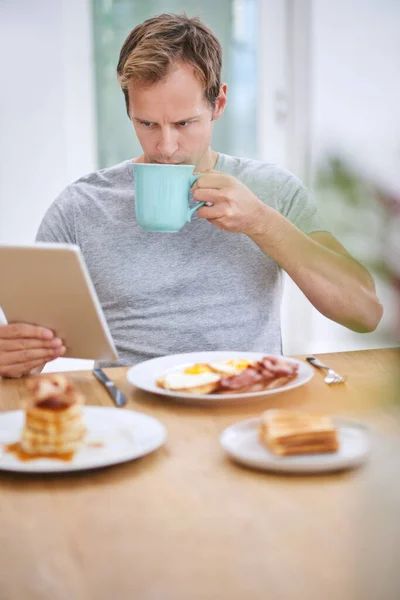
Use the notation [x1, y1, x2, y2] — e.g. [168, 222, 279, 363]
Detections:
[192, 172, 383, 333]
[248, 213, 382, 333]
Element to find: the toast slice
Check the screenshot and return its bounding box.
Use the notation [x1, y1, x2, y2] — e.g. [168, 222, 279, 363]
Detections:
[259, 409, 339, 456]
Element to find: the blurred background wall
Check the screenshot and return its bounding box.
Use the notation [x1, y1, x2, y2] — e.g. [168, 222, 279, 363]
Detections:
[0, 0, 399, 371]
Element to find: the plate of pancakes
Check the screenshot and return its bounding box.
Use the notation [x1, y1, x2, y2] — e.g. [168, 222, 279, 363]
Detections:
[0, 375, 166, 473]
[126, 351, 314, 405]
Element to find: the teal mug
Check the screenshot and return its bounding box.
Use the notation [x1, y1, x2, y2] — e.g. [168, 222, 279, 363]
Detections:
[132, 163, 205, 232]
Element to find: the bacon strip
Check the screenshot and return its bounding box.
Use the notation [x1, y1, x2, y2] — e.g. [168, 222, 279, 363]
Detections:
[219, 367, 264, 390]
[217, 357, 298, 394]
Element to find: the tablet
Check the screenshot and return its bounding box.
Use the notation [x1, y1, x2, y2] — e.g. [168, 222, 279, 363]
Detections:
[0, 243, 118, 362]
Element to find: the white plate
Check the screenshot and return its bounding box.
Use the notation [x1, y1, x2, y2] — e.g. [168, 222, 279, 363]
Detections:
[126, 351, 313, 405]
[0, 407, 166, 473]
[220, 417, 370, 473]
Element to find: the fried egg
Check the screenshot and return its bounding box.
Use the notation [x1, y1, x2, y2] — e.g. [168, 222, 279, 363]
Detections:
[162, 370, 221, 390]
[208, 359, 254, 376]
[184, 363, 212, 375]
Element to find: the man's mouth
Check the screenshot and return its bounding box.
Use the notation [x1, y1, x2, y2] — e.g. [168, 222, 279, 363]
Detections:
[154, 161, 184, 165]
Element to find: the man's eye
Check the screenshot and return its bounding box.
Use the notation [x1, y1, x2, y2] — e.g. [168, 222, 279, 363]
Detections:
[177, 121, 189, 127]
[141, 121, 153, 127]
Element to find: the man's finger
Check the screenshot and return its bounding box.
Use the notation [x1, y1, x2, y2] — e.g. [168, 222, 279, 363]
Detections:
[0, 358, 52, 379]
[0, 323, 54, 340]
[197, 205, 227, 220]
[29, 363, 48, 375]
[0, 337, 63, 352]
[0, 346, 66, 368]
[191, 172, 231, 191]
[192, 188, 223, 203]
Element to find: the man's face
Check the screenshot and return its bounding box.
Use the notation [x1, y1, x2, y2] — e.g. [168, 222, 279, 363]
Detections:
[127, 62, 226, 166]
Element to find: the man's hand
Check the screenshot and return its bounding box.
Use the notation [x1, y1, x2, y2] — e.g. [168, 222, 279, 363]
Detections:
[192, 171, 268, 235]
[0, 324, 66, 378]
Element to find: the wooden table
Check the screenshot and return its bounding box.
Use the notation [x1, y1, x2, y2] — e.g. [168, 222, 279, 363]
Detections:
[0, 348, 399, 600]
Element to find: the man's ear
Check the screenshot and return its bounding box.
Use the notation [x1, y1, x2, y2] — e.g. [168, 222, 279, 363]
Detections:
[212, 83, 228, 121]
[124, 89, 130, 118]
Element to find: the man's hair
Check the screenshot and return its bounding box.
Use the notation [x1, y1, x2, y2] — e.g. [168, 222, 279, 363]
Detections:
[117, 13, 222, 115]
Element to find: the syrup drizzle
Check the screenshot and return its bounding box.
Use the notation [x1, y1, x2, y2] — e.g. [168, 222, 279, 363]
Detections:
[3, 441, 104, 462]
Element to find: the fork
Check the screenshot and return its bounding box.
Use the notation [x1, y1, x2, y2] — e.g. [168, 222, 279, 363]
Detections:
[306, 356, 346, 384]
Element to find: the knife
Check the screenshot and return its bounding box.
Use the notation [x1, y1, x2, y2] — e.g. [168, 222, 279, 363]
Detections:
[93, 368, 127, 407]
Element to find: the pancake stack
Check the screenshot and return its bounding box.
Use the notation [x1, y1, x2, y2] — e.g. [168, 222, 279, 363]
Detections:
[21, 375, 86, 456]
[259, 409, 339, 456]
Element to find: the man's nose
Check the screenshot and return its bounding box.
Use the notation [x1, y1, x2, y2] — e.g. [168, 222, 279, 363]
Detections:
[157, 128, 179, 159]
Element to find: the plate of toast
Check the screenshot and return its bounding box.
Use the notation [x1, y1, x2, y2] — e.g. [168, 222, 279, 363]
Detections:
[126, 351, 313, 404]
[220, 409, 370, 473]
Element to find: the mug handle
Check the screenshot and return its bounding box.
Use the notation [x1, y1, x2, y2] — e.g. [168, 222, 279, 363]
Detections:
[187, 173, 205, 222]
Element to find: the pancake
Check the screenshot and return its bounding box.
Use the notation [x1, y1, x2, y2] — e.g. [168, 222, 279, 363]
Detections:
[20, 375, 86, 456]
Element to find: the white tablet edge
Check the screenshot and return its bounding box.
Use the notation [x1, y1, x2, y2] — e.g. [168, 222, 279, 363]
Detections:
[0, 242, 119, 362]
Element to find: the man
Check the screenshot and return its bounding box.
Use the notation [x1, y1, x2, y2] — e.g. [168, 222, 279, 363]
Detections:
[0, 14, 382, 378]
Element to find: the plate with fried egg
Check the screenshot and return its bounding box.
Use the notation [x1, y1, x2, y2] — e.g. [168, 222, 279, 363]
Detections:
[126, 351, 313, 405]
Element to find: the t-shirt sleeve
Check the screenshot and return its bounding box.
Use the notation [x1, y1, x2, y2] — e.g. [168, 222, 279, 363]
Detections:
[277, 173, 325, 234]
[35, 187, 77, 244]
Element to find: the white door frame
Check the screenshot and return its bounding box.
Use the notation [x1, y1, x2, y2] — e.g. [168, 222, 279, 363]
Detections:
[257, 0, 312, 182]
[257, 0, 314, 354]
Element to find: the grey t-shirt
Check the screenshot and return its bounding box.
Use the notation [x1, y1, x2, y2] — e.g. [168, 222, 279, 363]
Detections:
[36, 153, 322, 366]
